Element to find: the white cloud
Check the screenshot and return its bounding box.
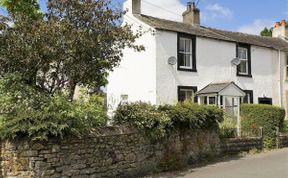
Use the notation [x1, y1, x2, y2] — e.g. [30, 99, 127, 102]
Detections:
[205, 4, 233, 18]
[140, 0, 185, 22]
[237, 19, 274, 35]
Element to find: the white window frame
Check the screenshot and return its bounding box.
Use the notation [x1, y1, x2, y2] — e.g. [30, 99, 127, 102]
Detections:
[179, 37, 193, 69]
[238, 47, 249, 75]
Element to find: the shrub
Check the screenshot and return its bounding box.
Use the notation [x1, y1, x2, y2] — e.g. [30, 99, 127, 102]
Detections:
[113, 102, 171, 142]
[241, 104, 285, 148]
[219, 114, 237, 138]
[158, 101, 223, 131]
[113, 101, 224, 142]
[283, 120, 288, 133]
[0, 73, 107, 141]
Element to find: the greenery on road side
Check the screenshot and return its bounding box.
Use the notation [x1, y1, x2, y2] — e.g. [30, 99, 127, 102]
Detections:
[241, 104, 285, 148]
[0, 0, 144, 141]
[114, 101, 224, 142]
[113, 102, 171, 142]
[0, 73, 107, 141]
[219, 114, 237, 138]
[158, 101, 223, 131]
[283, 120, 288, 133]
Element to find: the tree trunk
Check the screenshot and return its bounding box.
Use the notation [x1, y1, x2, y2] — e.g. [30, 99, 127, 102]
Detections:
[68, 80, 77, 101]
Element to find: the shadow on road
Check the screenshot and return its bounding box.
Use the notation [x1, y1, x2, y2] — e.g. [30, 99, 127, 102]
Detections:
[143, 154, 245, 178]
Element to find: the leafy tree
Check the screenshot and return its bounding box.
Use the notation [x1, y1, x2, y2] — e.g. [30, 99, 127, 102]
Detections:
[260, 27, 273, 37]
[0, 0, 144, 100]
[0, 0, 43, 20]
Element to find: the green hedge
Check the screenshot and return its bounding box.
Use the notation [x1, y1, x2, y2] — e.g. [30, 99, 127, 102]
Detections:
[114, 101, 224, 141]
[0, 73, 108, 141]
[241, 104, 285, 148]
[113, 102, 171, 142]
[283, 120, 288, 133]
[158, 101, 223, 131]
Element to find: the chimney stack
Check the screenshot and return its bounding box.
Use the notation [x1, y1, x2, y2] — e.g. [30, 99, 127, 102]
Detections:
[275, 22, 280, 28]
[272, 19, 287, 39]
[281, 20, 286, 27]
[132, 0, 141, 15]
[182, 1, 200, 26]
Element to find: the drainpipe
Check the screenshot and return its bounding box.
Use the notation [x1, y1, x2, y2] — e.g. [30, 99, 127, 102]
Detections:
[278, 49, 283, 108]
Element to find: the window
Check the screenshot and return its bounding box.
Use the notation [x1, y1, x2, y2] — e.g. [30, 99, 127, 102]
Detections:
[242, 90, 253, 104]
[208, 96, 216, 105]
[237, 44, 251, 77]
[258, 97, 272, 105]
[120, 94, 128, 103]
[178, 33, 196, 71]
[178, 86, 197, 103]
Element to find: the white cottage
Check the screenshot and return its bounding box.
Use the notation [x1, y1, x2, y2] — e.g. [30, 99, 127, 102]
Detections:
[107, 0, 288, 116]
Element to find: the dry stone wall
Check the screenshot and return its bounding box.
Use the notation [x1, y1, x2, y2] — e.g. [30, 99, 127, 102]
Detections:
[220, 137, 263, 154]
[0, 127, 220, 178]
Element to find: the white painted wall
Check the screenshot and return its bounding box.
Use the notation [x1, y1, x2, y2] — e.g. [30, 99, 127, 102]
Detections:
[107, 0, 288, 114]
[106, 1, 156, 116]
[155, 30, 285, 107]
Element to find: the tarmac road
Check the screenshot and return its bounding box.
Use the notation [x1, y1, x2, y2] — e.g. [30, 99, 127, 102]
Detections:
[152, 148, 288, 178]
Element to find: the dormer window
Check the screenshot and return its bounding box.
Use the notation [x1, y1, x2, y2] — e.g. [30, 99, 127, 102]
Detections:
[177, 33, 196, 72]
[237, 44, 252, 77]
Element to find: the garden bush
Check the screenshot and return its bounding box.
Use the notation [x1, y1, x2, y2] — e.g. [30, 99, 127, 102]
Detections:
[114, 101, 224, 141]
[241, 104, 285, 148]
[158, 101, 223, 131]
[0, 73, 107, 141]
[283, 120, 288, 133]
[219, 114, 237, 138]
[113, 102, 171, 142]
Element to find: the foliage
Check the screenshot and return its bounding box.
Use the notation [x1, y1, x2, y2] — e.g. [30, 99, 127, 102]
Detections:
[241, 104, 285, 148]
[219, 114, 237, 138]
[158, 101, 224, 131]
[0, 0, 144, 100]
[0, 73, 107, 141]
[283, 120, 288, 133]
[114, 101, 224, 142]
[260, 27, 273, 37]
[0, 0, 43, 20]
[113, 102, 171, 142]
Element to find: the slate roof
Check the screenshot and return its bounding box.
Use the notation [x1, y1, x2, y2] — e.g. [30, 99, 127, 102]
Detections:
[134, 14, 288, 50]
[197, 82, 242, 95]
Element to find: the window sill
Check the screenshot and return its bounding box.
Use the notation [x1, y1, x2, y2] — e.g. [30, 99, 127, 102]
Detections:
[177, 68, 197, 72]
[237, 73, 252, 78]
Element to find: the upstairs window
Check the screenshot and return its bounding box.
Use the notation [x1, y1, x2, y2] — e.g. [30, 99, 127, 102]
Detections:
[178, 86, 197, 103]
[178, 33, 196, 72]
[237, 44, 251, 77]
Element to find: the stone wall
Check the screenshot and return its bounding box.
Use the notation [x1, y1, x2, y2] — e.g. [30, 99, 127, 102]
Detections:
[278, 134, 288, 148]
[220, 137, 263, 154]
[0, 127, 220, 178]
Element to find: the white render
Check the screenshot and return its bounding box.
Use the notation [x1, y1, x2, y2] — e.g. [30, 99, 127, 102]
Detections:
[107, 0, 288, 115]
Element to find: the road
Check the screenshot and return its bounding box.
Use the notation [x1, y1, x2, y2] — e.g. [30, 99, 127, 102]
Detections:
[151, 148, 288, 178]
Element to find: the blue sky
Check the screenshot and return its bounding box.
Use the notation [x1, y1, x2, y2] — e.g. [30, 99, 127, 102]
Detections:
[2, 0, 288, 35]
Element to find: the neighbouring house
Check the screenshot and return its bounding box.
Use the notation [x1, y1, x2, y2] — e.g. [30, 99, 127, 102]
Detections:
[107, 0, 288, 117]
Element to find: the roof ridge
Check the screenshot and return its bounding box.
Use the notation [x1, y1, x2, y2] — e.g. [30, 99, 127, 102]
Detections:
[139, 14, 278, 40]
[134, 14, 288, 50]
